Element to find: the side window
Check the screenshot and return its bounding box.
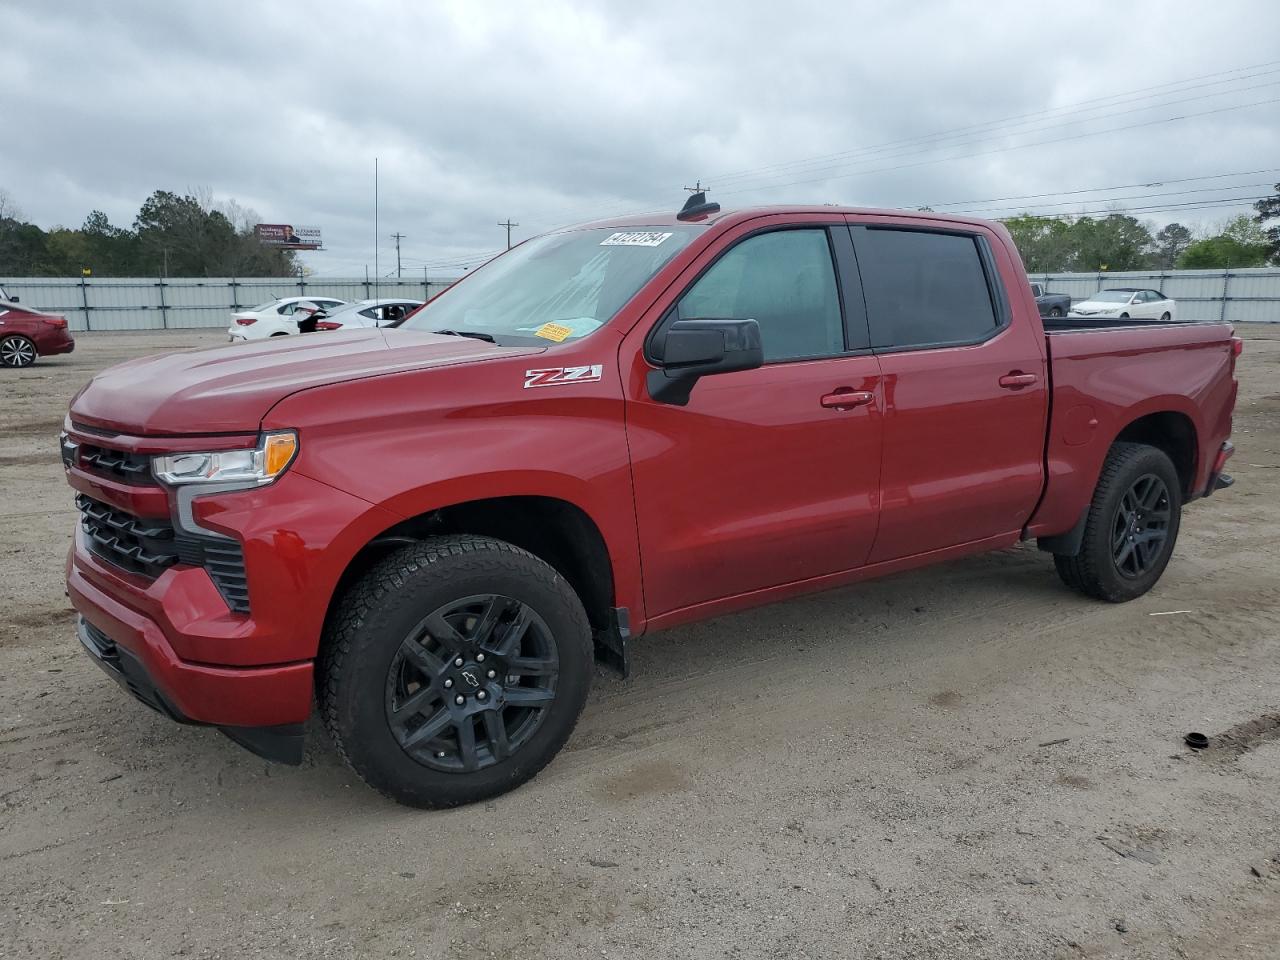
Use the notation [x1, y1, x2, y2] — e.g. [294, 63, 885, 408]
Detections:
[358, 307, 380, 319]
[677, 229, 844, 362]
[855, 229, 1000, 349]
[278, 303, 297, 315]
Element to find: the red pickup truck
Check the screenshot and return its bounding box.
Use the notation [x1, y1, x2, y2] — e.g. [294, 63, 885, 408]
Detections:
[62, 197, 1240, 807]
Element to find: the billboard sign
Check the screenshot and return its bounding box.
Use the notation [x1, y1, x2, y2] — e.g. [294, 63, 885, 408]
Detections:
[255, 224, 322, 250]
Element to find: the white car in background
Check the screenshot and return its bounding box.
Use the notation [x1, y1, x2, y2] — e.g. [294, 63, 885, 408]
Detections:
[1069, 288, 1177, 321]
[311, 298, 425, 330]
[227, 296, 348, 340]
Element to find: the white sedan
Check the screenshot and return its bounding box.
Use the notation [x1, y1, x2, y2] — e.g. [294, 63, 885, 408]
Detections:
[311, 298, 425, 330]
[1069, 288, 1176, 321]
[227, 296, 348, 340]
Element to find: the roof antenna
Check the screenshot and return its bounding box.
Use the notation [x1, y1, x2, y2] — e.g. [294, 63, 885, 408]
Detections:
[678, 181, 720, 221]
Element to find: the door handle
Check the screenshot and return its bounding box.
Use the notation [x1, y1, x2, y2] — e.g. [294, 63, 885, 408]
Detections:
[820, 389, 875, 410]
[998, 372, 1038, 389]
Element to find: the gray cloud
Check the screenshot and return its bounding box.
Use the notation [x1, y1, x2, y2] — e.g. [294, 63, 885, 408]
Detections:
[3, 0, 1277, 276]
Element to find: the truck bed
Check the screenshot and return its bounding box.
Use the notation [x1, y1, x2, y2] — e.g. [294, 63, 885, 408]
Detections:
[1042, 317, 1219, 333]
[1026, 317, 1237, 540]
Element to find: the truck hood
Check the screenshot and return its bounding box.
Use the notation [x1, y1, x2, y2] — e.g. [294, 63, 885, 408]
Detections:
[70, 329, 544, 435]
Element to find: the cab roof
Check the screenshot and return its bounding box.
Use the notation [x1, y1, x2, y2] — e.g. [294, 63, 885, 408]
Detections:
[572, 204, 1002, 232]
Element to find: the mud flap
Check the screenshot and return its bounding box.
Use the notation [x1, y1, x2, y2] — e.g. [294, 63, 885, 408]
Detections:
[594, 606, 631, 679]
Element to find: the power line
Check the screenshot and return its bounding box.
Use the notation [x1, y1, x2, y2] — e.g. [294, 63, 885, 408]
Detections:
[713, 95, 1280, 198]
[982, 196, 1268, 221]
[919, 167, 1280, 209]
[924, 182, 1278, 216]
[533, 61, 1280, 229]
[708, 60, 1280, 188]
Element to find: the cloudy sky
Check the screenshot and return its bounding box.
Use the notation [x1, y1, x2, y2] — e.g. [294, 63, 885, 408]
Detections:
[3, 0, 1278, 276]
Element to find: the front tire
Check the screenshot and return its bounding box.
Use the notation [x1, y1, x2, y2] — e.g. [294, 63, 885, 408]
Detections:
[1161, 312, 1171, 322]
[1054, 442, 1182, 602]
[0, 335, 37, 368]
[1049, 306, 1064, 318]
[320, 535, 593, 808]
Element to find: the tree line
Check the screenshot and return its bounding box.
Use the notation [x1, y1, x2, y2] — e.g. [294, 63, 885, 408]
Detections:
[0, 188, 299, 277]
[992, 182, 1280, 274]
[4, 181, 1279, 279]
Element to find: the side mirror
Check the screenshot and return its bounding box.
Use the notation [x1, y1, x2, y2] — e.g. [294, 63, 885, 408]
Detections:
[647, 318, 763, 405]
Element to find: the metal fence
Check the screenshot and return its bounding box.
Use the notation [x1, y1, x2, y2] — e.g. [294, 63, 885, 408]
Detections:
[1027, 267, 1280, 323]
[3, 267, 1277, 330]
[0, 276, 460, 331]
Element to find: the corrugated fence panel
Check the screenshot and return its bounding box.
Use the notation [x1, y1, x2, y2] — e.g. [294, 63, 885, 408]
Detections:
[1029, 268, 1280, 323]
[4, 269, 1276, 330]
[0, 277, 457, 330]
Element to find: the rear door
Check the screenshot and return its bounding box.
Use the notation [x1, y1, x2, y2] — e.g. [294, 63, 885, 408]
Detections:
[847, 219, 1049, 562]
[623, 216, 884, 617]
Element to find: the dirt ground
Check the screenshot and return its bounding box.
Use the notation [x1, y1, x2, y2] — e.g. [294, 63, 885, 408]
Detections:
[2, 327, 1278, 960]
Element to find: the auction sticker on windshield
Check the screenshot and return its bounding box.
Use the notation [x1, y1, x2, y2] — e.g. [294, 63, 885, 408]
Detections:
[534, 322, 573, 342]
[600, 231, 673, 247]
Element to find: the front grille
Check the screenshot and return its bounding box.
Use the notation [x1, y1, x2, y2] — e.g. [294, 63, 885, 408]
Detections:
[76, 494, 250, 613]
[79, 444, 152, 484]
[77, 494, 179, 578]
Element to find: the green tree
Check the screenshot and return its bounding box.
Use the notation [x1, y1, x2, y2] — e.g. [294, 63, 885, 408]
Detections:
[1177, 233, 1269, 269]
[1254, 182, 1280, 264]
[81, 210, 139, 275]
[1002, 214, 1075, 272]
[1068, 214, 1154, 272]
[1152, 223, 1192, 269]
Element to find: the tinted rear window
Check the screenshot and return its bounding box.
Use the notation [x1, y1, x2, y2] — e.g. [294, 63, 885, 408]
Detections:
[855, 229, 999, 349]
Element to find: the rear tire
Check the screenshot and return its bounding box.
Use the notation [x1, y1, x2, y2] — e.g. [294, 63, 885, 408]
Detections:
[0, 335, 37, 368]
[1054, 442, 1182, 602]
[319, 535, 593, 808]
[1119, 313, 1130, 319]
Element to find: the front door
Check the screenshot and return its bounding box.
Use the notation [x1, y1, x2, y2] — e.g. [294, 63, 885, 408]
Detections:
[847, 220, 1049, 562]
[623, 220, 884, 618]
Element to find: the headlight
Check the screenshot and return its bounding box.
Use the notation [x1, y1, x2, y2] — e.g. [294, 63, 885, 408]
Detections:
[152, 431, 298, 486]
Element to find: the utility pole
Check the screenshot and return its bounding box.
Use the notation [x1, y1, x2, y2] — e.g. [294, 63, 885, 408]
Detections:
[683, 181, 709, 195]
[498, 219, 519, 250]
[391, 232, 406, 278]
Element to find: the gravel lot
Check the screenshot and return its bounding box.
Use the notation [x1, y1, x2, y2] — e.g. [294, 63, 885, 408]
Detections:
[2, 327, 1278, 960]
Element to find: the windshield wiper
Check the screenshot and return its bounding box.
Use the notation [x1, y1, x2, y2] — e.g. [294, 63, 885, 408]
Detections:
[431, 329, 496, 343]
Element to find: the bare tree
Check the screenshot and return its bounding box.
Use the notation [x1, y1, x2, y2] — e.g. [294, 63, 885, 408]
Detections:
[0, 188, 23, 222]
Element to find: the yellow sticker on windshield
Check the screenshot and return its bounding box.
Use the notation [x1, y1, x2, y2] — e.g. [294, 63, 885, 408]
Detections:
[534, 322, 572, 343]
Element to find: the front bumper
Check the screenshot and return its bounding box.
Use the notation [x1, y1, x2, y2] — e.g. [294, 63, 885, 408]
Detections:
[69, 553, 314, 729]
[76, 614, 306, 763]
[62, 424, 400, 760]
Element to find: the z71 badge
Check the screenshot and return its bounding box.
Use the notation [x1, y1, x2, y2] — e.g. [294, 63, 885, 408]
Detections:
[523, 364, 604, 388]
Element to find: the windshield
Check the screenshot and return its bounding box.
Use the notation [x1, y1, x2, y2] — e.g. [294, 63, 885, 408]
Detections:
[248, 299, 281, 312]
[1091, 290, 1135, 303]
[400, 226, 701, 345]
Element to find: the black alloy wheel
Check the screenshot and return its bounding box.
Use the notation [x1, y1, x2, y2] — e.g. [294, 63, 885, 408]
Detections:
[1052, 442, 1182, 602]
[385, 594, 559, 772]
[320, 535, 593, 807]
[1110, 474, 1171, 579]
